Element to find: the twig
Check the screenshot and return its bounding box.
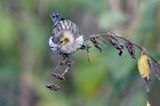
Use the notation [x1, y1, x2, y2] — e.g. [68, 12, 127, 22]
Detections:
[87, 32, 159, 66]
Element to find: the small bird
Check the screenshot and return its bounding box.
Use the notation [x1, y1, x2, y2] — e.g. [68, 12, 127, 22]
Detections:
[49, 12, 84, 60]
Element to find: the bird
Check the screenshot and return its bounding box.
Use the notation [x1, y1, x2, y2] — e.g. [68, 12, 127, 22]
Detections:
[49, 12, 84, 60]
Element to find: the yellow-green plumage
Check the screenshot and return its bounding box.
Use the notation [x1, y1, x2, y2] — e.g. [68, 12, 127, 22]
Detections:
[138, 55, 151, 81]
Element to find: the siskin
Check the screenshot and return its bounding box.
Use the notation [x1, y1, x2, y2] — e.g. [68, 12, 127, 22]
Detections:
[138, 54, 151, 81]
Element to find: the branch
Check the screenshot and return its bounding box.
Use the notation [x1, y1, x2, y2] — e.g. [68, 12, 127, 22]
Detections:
[88, 31, 160, 66]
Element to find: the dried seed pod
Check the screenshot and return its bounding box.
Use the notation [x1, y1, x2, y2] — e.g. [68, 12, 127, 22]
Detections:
[90, 36, 103, 53]
[146, 100, 151, 106]
[46, 83, 60, 91]
[52, 73, 65, 80]
[106, 34, 124, 56]
[138, 54, 151, 81]
[125, 41, 136, 59]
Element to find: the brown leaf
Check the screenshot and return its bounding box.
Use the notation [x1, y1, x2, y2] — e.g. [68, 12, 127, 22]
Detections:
[125, 41, 136, 59]
[52, 73, 65, 80]
[46, 83, 60, 91]
[106, 34, 124, 56]
[90, 36, 103, 53]
[59, 60, 74, 66]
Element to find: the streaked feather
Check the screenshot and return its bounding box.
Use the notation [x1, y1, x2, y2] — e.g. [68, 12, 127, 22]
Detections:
[53, 20, 79, 37]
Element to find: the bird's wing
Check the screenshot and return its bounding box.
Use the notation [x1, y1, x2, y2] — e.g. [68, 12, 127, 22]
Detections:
[74, 35, 84, 49]
[49, 36, 59, 54]
[53, 20, 79, 37]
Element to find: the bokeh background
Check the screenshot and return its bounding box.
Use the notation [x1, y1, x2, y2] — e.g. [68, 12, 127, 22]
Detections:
[0, 0, 160, 106]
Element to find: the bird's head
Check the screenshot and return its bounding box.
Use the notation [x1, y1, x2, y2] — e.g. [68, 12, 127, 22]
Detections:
[58, 31, 74, 47]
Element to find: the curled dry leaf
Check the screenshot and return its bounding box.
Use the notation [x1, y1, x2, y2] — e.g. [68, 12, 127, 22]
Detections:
[125, 41, 136, 59]
[52, 73, 65, 80]
[59, 60, 71, 66]
[46, 83, 60, 91]
[90, 36, 103, 53]
[138, 54, 151, 81]
[105, 32, 124, 56]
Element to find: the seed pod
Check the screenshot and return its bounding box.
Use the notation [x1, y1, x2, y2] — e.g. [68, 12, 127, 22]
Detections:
[138, 54, 151, 81]
[146, 100, 151, 106]
[106, 34, 124, 56]
[52, 73, 65, 80]
[125, 41, 136, 59]
[46, 83, 60, 91]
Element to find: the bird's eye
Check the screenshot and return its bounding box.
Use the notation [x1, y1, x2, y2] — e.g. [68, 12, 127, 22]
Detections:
[60, 40, 63, 44]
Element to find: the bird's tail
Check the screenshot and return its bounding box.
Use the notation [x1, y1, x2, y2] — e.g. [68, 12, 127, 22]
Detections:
[51, 12, 64, 24]
[51, 12, 79, 36]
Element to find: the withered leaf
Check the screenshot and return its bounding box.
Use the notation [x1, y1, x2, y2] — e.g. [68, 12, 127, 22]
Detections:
[52, 73, 65, 80]
[125, 41, 136, 59]
[59, 60, 74, 66]
[46, 83, 60, 91]
[106, 34, 124, 56]
[90, 36, 103, 53]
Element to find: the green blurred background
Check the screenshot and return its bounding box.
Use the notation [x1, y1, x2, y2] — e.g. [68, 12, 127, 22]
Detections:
[0, 0, 160, 106]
